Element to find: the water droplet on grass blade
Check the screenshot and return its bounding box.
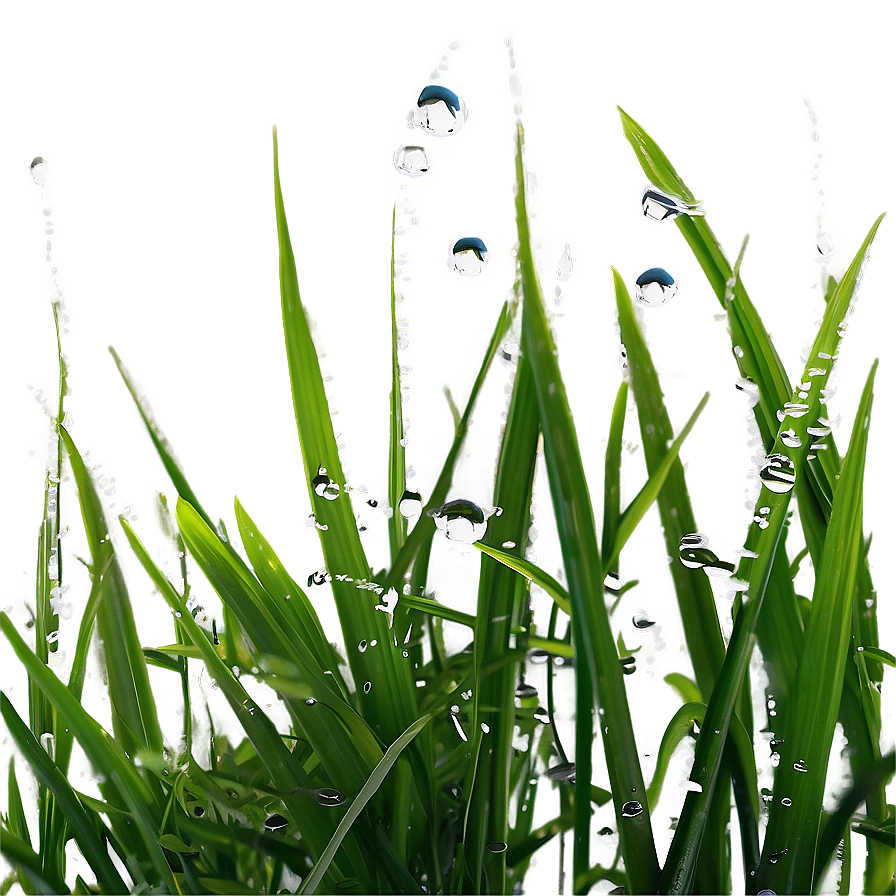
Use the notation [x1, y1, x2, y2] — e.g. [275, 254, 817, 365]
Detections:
[264, 813, 289, 831]
[780, 429, 802, 448]
[414, 85, 468, 136]
[450, 237, 489, 276]
[30, 157, 49, 189]
[516, 681, 538, 700]
[429, 498, 488, 543]
[312, 467, 340, 500]
[760, 453, 796, 494]
[40, 732, 55, 760]
[769, 848, 788, 864]
[633, 613, 655, 629]
[680, 547, 719, 569]
[399, 490, 422, 517]
[635, 268, 678, 307]
[641, 185, 703, 221]
[621, 800, 643, 817]
[487, 841, 508, 854]
[393, 145, 429, 177]
[315, 787, 346, 807]
[815, 229, 835, 261]
[781, 797, 792, 807]
[793, 759, 808, 773]
[557, 243, 573, 281]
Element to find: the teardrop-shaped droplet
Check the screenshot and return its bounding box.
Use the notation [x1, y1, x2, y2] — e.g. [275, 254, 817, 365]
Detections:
[546, 761, 576, 782]
[358, 639, 368, 653]
[769, 848, 789, 865]
[632, 613, 655, 629]
[759, 453, 796, 494]
[679, 547, 719, 570]
[735, 377, 760, 407]
[557, 243, 573, 281]
[428, 498, 487, 543]
[315, 787, 346, 807]
[635, 268, 678, 308]
[815, 229, 835, 262]
[641, 185, 704, 221]
[450, 237, 489, 276]
[621, 800, 643, 817]
[30, 157, 49, 189]
[312, 467, 340, 501]
[264, 812, 289, 831]
[414, 85, 468, 136]
[679, 533, 709, 549]
[398, 489, 423, 518]
[393, 145, 430, 177]
[486, 841, 508, 854]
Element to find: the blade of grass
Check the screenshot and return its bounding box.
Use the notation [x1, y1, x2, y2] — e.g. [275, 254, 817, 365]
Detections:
[297, 713, 431, 895]
[514, 121, 659, 894]
[388, 204, 408, 560]
[475, 542, 570, 616]
[0, 827, 67, 896]
[757, 360, 878, 894]
[601, 382, 628, 564]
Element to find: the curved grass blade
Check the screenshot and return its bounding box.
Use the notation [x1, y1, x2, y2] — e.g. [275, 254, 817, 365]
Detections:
[757, 360, 878, 895]
[659, 220, 883, 893]
[297, 714, 431, 895]
[515, 121, 659, 894]
[601, 382, 628, 564]
[664, 673, 702, 705]
[474, 542, 570, 616]
[1, 695, 129, 894]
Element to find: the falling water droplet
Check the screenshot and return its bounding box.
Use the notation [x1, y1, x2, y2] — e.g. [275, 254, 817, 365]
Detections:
[632, 613, 655, 629]
[399, 490, 423, 518]
[30, 157, 49, 189]
[450, 237, 489, 276]
[264, 813, 289, 831]
[557, 243, 573, 281]
[759, 453, 796, 494]
[621, 800, 643, 817]
[546, 762, 576, 782]
[487, 841, 508, 854]
[428, 499, 488, 543]
[414, 85, 468, 136]
[641, 185, 704, 221]
[635, 268, 678, 307]
[393, 145, 430, 177]
[315, 787, 346, 807]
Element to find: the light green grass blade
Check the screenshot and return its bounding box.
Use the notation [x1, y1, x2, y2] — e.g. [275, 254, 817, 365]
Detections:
[273, 127, 418, 748]
[601, 382, 628, 563]
[664, 673, 703, 704]
[297, 714, 431, 895]
[4, 758, 31, 845]
[475, 542, 570, 616]
[388, 204, 408, 560]
[605, 390, 709, 573]
[658, 218, 883, 894]
[514, 121, 659, 894]
[397, 593, 476, 628]
[757, 360, 878, 895]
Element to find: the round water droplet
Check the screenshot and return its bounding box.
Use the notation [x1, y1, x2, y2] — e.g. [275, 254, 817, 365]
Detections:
[528, 649, 550, 665]
[428, 498, 488, 543]
[399, 490, 423, 518]
[40, 732, 56, 760]
[393, 145, 429, 177]
[316, 787, 346, 807]
[680, 533, 709, 549]
[264, 812, 289, 831]
[760, 453, 796, 494]
[679, 547, 719, 569]
[557, 243, 573, 281]
[632, 613, 656, 629]
[546, 762, 576, 782]
[305, 698, 317, 706]
[450, 237, 489, 276]
[621, 800, 643, 818]
[635, 268, 678, 307]
[487, 841, 508, 854]
[30, 157, 49, 189]
[414, 85, 468, 136]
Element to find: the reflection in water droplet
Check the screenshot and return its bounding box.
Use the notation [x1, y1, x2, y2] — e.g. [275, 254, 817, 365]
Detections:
[316, 787, 346, 807]
[760, 453, 796, 494]
[414, 85, 468, 136]
[450, 237, 489, 276]
[641, 185, 704, 221]
[264, 812, 289, 831]
[635, 268, 678, 308]
[557, 243, 573, 281]
[428, 498, 488, 543]
[393, 145, 429, 177]
[399, 490, 423, 518]
[546, 762, 576, 782]
[621, 800, 643, 817]
[30, 157, 49, 189]
[487, 841, 508, 854]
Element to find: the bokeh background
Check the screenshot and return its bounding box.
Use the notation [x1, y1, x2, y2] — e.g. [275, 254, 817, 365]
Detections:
[2, 2, 893, 891]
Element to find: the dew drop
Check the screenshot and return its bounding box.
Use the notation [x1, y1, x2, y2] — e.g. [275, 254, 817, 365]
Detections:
[680, 547, 719, 570]
[769, 848, 788, 865]
[557, 243, 573, 281]
[398, 490, 423, 518]
[500, 342, 520, 371]
[780, 429, 802, 448]
[632, 613, 655, 629]
[781, 797, 792, 807]
[414, 85, 468, 136]
[358, 639, 368, 653]
[757, 890, 777, 895]
[305, 698, 317, 706]
[815, 230, 835, 262]
[46, 631, 60, 644]
[621, 800, 643, 817]
[487, 841, 508, 854]
[759, 453, 796, 494]
[312, 467, 340, 500]
[793, 759, 808, 773]
[40, 732, 55, 760]
[641, 185, 703, 221]
[635, 268, 678, 308]
[393, 145, 429, 177]
[782, 402, 810, 419]
[315, 787, 346, 807]
[30, 157, 49, 189]
[263, 813, 289, 831]
[363, 681, 371, 694]
[428, 498, 488, 543]
[679, 533, 709, 549]
[450, 237, 489, 276]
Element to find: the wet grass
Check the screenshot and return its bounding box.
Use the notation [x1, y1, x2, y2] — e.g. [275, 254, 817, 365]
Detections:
[1, 104, 893, 896]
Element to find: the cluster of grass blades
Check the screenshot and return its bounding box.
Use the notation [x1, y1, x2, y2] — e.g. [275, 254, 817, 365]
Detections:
[2, 95, 893, 896]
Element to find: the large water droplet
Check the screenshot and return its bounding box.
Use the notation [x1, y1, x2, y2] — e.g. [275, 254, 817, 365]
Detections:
[635, 268, 678, 307]
[680, 533, 709, 549]
[414, 85, 468, 136]
[316, 787, 346, 807]
[393, 145, 429, 177]
[487, 841, 508, 854]
[30, 157, 49, 189]
[621, 800, 643, 817]
[399, 490, 423, 518]
[264, 812, 289, 831]
[760, 453, 796, 494]
[557, 243, 573, 281]
[546, 762, 576, 782]
[428, 499, 488, 543]
[641, 185, 703, 221]
[757, 890, 777, 895]
[312, 467, 340, 501]
[450, 237, 489, 276]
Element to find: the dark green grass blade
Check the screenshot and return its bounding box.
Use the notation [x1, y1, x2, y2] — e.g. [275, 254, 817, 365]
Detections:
[2, 695, 129, 894]
[4, 758, 31, 846]
[601, 382, 628, 563]
[514, 121, 659, 894]
[0, 827, 66, 896]
[1, 612, 177, 892]
[388, 204, 408, 560]
[273, 127, 417, 747]
[757, 360, 878, 895]
[613, 270, 726, 703]
[297, 714, 431, 895]
[659, 219, 883, 894]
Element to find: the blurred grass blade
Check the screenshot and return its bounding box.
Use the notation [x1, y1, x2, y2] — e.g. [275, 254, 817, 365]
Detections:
[757, 360, 878, 895]
[298, 714, 431, 895]
[605, 390, 709, 573]
[1, 695, 129, 894]
[474, 542, 570, 615]
[0, 827, 67, 896]
[388, 204, 408, 560]
[601, 382, 628, 563]
[515, 121, 659, 894]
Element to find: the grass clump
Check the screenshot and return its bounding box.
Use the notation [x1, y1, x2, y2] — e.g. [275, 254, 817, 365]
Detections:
[2, 83, 892, 896]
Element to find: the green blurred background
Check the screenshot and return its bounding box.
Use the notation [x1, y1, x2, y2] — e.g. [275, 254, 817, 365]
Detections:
[2, 2, 894, 752]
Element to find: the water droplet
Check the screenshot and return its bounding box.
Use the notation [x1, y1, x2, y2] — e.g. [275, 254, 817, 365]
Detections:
[363, 681, 371, 694]
[533, 706, 550, 724]
[450, 237, 489, 276]
[428, 498, 488, 543]
[782, 402, 810, 419]
[680, 779, 703, 793]
[546, 762, 576, 782]
[312, 467, 340, 501]
[308, 568, 329, 587]
[815, 229, 835, 262]
[264, 813, 289, 831]
[399, 490, 423, 517]
[516, 681, 538, 700]
[735, 377, 760, 407]
[781, 797, 792, 807]
[557, 243, 573, 281]
[769, 848, 789, 865]
[487, 841, 508, 854]
[621, 800, 643, 818]
[393, 145, 429, 177]
[502, 541, 516, 549]
[780, 429, 802, 448]
[793, 759, 808, 773]
[635, 268, 678, 307]
[680, 533, 709, 549]
[305, 698, 317, 706]
[40, 732, 55, 760]
[414, 85, 468, 136]
[315, 787, 346, 807]
[632, 613, 655, 629]
[806, 425, 831, 438]
[46, 631, 60, 644]
[30, 157, 49, 189]
[500, 342, 520, 370]
[641, 185, 703, 221]
[680, 547, 719, 570]
[757, 890, 777, 895]
[358, 639, 368, 653]
[760, 453, 796, 494]
[193, 805, 205, 816]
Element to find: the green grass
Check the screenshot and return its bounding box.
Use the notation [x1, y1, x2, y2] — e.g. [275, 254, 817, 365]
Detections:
[2, 96, 892, 896]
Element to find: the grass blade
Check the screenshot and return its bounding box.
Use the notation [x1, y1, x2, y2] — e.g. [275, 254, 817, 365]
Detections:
[601, 382, 628, 564]
[0, 827, 67, 896]
[514, 121, 659, 894]
[388, 204, 408, 560]
[297, 714, 432, 895]
[757, 360, 878, 894]
[474, 542, 570, 616]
